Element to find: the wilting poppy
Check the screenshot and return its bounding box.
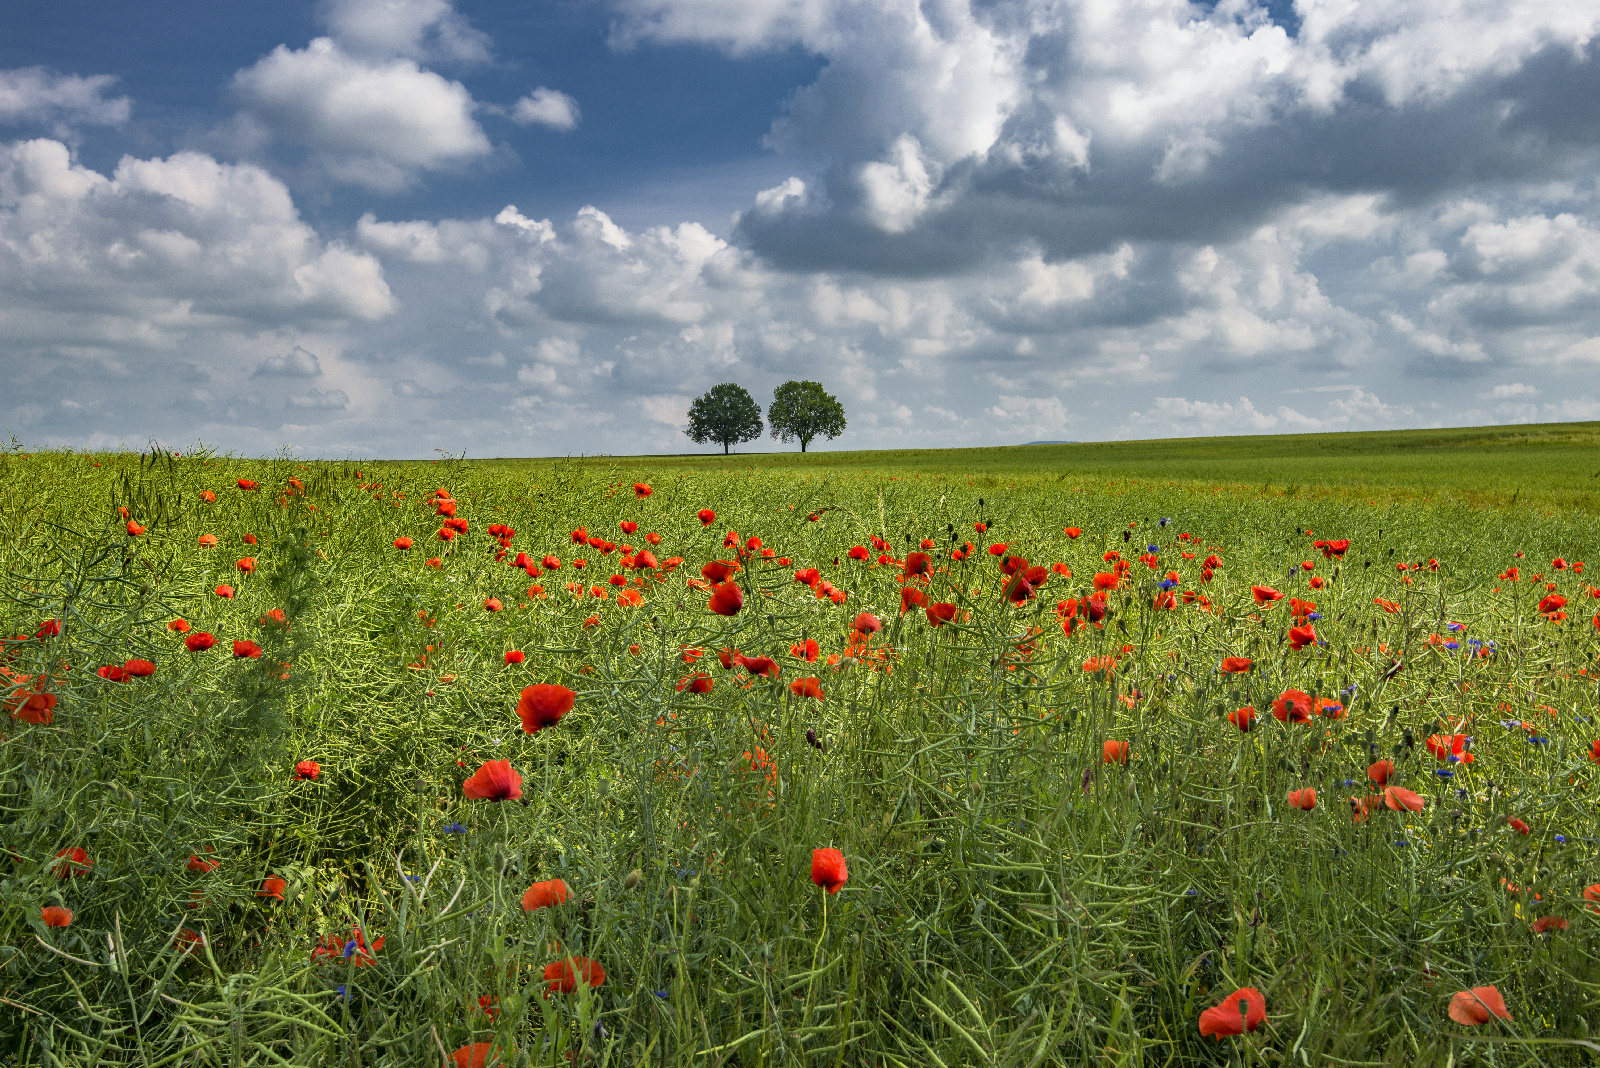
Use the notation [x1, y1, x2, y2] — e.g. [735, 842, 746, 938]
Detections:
[394, 537, 413, 550]
[1198, 987, 1266, 1038]
[1271, 690, 1312, 724]
[1102, 740, 1129, 765]
[257, 876, 287, 901]
[1228, 706, 1257, 732]
[709, 582, 744, 616]
[1368, 759, 1394, 785]
[1221, 657, 1252, 673]
[697, 509, 716, 526]
[791, 677, 824, 699]
[811, 848, 848, 894]
[1287, 788, 1317, 810]
[521, 879, 571, 911]
[52, 847, 92, 879]
[926, 602, 958, 627]
[518, 684, 575, 732]
[1449, 985, 1511, 1025]
[234, 640, 262, 659]
[544, 956, 606, 994]
[184, 632, 216, 652]
[463, 759, 523, 801]
[294, 760, 320, 781]
[1384, 786, 1425, 812]
[40, 905, 72, 927]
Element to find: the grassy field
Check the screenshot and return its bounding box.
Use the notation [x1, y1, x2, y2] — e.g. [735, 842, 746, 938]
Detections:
[2, 424, 1600, 1066]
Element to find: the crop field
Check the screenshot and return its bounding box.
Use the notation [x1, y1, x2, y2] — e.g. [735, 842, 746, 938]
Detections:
[2, 425, 1600, 1067]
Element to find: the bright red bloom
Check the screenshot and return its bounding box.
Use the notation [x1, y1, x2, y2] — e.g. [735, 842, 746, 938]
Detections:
[1508, 817, 1530, 835]
[1220, 657, 1252, 673]
[52, 847, 92, 878]
[633, 483, 652, 497]
[1198, 987, 1265, 1039]
[697, 509, 716, 526]
[1449, 986, 1511, 1025]
[122, 659, 155, 677]
[463, 759, 523, 801]
[677, 673, 713, 694]
[1287, 788, 1317, 810]
[697, 577, 745, 616]
[517, 684, 575, 733]
[394, 537, 413, 549]
[1288, 623, 1317, 649]
[1426, 733, 1473, 763]
[1251, 585, 1283, 603]
[257, 876, 287, 900]
[187, 854, 219, 873]
[98, 664, 128, 682]
[40, 905, 72, 927]
[450, 1043, 505, 1068]
[926, 602, 958, 627]
[237, 478, 257, 490]
[1271, 689, 1312, 724]
[544, 956, 606, 993]
[847, 545, 869, 561]
[903, 552, 932, 578]
[1368, 759, 1394, 785]
[900, 586, 927, 613]
[791, 639, 819, 662]
[168, 618, 190, 633]
[521, 879, 571, 910]
[1092, 572, 1119, 591]
[1102, 740, 1129, 765]
[483, 597, 503, 612]
[811, 848, 848, 894]
[736, 653, 780, 678]
[236, 557, 256, 574]
[1227, 706, 1256, 732]
[790, 676, 824, 699]
[126, 520, 145, 536]
[853, 612, 882, 634]
[1064, 527, 1082, 538]
[214, 584, 234, 599]
[1383, 786, 1425, 812]
[233, 640, 262, 659]
[702, 559, 739, 583]
[294, 760, 320, 780]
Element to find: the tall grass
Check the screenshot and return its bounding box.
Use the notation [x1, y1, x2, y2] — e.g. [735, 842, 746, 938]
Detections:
[1, 443, 1598, 1066]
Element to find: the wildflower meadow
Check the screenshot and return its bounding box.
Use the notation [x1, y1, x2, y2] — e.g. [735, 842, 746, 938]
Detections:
[3, 428, 1600, 1066]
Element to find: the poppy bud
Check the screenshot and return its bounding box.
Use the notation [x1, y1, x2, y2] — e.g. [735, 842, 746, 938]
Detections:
[624, 869, 644, 890]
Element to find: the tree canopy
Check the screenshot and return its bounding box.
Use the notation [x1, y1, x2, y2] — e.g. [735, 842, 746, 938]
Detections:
[768, 380, 846, 452]
[685, 383, 763, 454]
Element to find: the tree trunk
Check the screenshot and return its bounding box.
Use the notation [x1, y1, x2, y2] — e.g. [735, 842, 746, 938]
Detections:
[723, 441, 729, 455]
[801, 438, 808, 452]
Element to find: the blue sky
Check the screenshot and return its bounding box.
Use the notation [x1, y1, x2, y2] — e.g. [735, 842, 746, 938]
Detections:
[3, 0, 1600, 457]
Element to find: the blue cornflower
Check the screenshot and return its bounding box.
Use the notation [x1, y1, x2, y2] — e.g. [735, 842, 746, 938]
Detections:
[1555, 835, 1568, 844]
[676, 869, 696, 878]
[1341, 779, 1357, 787]
[1443, 641, 1459, 650]
[342, 940, 358, 960]
[1185, 888, 1198, 896]
[1342, 683, 1358, 699]
[443, 822, 467, 834]
[1306, 612, 1322, 621]
[1395, 839, 1410, 847]
[1146, 544, 1160, 553]
[654, 990, 670, 999]
[1159, 518, 1170, 527]
[1529, 736, 1549, 745]
[1446, 621, 1465, 632]
[334, 985, 348, 1001]
[1157, 578, 1178, 590]
[1434, 768, 1454, 779]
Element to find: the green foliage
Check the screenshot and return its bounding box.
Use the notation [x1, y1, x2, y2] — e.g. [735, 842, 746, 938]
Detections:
[769, 380, 847, 452]
[685, 384, 764, 455]
[1, 435, 1600, 1065]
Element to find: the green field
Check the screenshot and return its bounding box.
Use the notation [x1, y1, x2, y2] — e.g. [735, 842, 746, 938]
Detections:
[2, 424, 1599, 1066]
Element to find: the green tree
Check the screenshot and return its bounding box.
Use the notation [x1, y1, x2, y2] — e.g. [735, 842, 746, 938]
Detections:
[685, 383, 764, 455]
[768, 380, 846, 452]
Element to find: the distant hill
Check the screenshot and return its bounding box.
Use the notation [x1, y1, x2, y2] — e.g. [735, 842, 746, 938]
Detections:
[1022, 440, 1080, 445]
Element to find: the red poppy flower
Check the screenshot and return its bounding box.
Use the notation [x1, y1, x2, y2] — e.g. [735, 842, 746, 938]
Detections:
[544, 956, 606, 993]
[811, 848, 848, 894]
[126, 520, 145, 536]
[168, 618, 190, 633]
[1220, 657, 1252, 674]
[1531, 916, 1567, 933]
[187, 853, 219, 873]
[1448, 985, 1511, 1025]
[1287, 787, 1317, 810]
[1102, 740, 1129, 765]
[214, 584, 234, 599]
[1003, 573, 1034, 603]
[926, 602, 958, 627]
[200, 491, 216, 503]
[463, 759, 523, 801]
[450, 1043, 505, 1068]
[898, 585, 931, 614]
[677, 673, 713, 694]
[791, 639, 819, 662]
[294, 760, 320, 781]
[701, 580, 743, 616]
[257, 876, 287, 900]
[853, 612, 882, 634]
[791, 676, 824, 699]
[1288, 623, 1317, 649]
[1271, 689, 1311, 724]
[1198, 987, 1265, 1038]
[1251, 585, 1283, 603]
[236, 557, 256, 574]
[426, 557, 442, 568]
[1064, 527, 1082, 538]
[180, 629, 220, 655]
[97, 664, 129, 682]
[1368, 759, 1394, 785]
[1092, 572, 1119, 591]
[1227, 706, 1256, 732]
[1383, 786, 1424, 812]
[1426, 733, 1473, 763]
[175, 928, 207, 955]
[735, 654, 780, 678]
[40, 905, 72, 927]
[234, 640, 262, 659]
[847, 545, 869, 561]
[521, 879, 571, 910]
[633, 482, 652, 497]
[697, 509, 716, 526]
[52, 847, 92, 878]
[237, 479, 257, 490]
[121, 659, 154, 677]
[517, 684, 575, 733]
[394, 537, 413, 550]
[702, 560, 739, 583]
[1538, 593, 1567, 614]
[1508, 817, 1530, 835]
[483, 597, 503, 612]
[903, 552, 932, 578]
